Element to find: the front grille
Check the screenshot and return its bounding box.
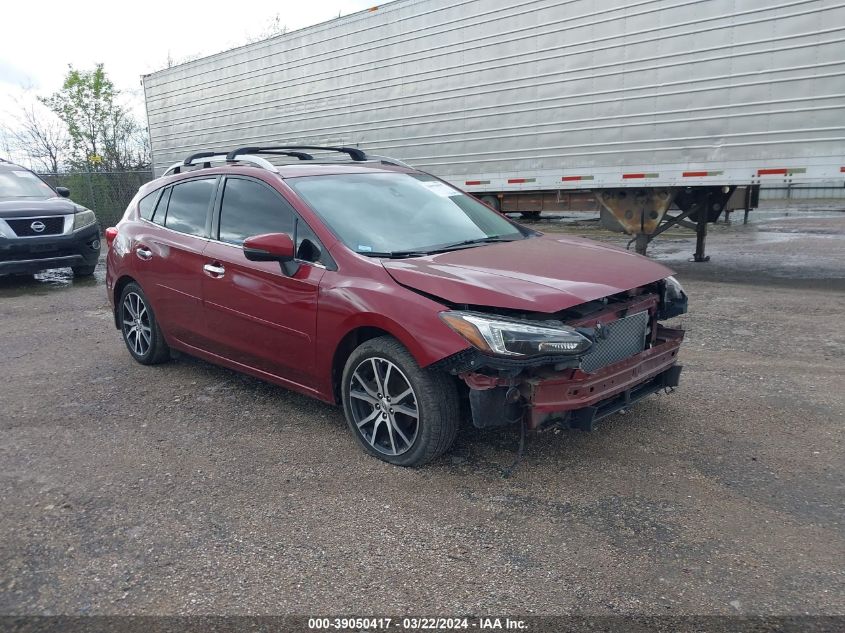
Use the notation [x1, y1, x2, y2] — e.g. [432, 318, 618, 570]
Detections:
[580, 311, 649, 373]
[0, 247, 76, 262]
[6, 216, 65, 237]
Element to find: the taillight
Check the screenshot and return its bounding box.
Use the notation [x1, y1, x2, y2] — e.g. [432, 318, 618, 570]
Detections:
[105, 227, 118, 249]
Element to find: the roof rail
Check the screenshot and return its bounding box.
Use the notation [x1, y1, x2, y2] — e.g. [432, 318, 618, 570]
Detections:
[184, 149, 314, 165]
[226, 145, 367, 162]
[184, 151, 227, 165]
[367, 154, 414, 169]
[162, 153, 279, 177]
[159, 146, 409, 178]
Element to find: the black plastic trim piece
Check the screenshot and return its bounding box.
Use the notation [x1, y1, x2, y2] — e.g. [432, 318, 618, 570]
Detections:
[184, 151, 226, 165]
[226, 146, 366, 162]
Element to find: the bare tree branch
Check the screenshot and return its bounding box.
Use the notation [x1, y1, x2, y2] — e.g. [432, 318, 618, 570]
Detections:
[3, 100, 69, 173]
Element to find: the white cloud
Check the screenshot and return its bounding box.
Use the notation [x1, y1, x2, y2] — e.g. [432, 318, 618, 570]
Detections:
[0, 0, 377, 126]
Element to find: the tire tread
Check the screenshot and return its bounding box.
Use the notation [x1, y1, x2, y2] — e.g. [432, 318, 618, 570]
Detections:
[119, 282, 170, 365]
[342, 336, 459, 466]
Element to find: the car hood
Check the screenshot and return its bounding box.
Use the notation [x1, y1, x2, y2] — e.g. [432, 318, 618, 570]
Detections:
[0, 197, 77, 218]
[381, 235, 674, 312]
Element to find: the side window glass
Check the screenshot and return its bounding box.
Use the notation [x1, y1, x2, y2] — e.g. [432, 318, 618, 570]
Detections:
[218, 178, 294, 245]
[151, 188, 170, 225]
[164, 179, 215, 236]
[138, 191, 158, 220]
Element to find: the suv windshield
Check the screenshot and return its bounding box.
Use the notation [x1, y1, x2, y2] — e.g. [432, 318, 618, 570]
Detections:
[0, 169, 56, 200]
[287, 172, 526, 255]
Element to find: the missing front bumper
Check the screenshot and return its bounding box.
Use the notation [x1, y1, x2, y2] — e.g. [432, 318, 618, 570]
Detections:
[565, 364, 682, 431]
[464, 328, 684, 429]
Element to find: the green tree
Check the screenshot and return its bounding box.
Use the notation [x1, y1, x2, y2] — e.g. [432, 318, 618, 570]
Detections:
[40, 64, 149, 171]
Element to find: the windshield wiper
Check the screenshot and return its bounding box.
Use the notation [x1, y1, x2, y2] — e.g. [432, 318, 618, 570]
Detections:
[358, 250, 431, 259]
[357, 237, 519, 259]
[433, 236, 519, 251]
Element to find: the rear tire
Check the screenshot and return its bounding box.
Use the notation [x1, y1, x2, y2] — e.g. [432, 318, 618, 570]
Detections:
[72, 263, 97, 277]
[118, 282, 170, 365]
[520, 211, 541, 220]
[341, 336, 459, 466]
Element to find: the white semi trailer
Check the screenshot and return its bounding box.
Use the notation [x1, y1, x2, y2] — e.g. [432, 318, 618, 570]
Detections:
[142, 0, 845, 259]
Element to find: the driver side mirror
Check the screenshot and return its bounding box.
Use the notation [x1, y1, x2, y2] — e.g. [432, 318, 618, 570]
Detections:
[243, 233, 298, 275]
[243, 233, 295, 262]
[56, 186, 70, 198]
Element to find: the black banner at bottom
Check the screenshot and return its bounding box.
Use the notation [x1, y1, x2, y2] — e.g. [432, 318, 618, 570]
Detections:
[0, 616, 843, 633]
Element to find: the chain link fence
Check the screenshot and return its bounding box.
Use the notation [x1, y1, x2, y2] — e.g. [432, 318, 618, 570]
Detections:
[38, 170, 155, 230]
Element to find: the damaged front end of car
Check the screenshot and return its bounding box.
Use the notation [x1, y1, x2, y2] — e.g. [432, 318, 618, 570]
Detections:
[434, 277, 688, 431]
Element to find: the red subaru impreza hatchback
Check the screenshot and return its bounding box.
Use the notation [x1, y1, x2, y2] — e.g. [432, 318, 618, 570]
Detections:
[106, 147, 687, 466]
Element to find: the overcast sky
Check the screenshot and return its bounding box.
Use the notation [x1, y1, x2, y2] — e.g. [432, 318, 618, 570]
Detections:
[0, 0, 376, 126]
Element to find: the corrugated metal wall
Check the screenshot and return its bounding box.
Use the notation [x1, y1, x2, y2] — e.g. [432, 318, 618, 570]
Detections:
[760, 184, 845, 199]
[144, 0, 845, 186]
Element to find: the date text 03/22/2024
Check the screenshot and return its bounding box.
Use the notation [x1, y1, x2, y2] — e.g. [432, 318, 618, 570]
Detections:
[307, 617, 528, 630]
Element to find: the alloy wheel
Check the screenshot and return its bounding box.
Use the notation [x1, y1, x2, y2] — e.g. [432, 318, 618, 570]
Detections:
[348, 357, 419, 456]
[122, 292, 152, 357]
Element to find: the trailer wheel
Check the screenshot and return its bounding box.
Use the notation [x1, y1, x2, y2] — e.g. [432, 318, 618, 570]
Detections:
[520, 211, 541, 220]
[480, 195, 500, 212]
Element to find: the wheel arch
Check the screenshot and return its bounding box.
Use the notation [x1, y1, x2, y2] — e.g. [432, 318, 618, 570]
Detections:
[329, 311, 451, 404]
[112, 275, 138, 329]
[330, 326, 393, 404]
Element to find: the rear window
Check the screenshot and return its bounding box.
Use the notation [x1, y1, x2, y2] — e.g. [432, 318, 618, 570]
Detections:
[163, 179, 215, 237]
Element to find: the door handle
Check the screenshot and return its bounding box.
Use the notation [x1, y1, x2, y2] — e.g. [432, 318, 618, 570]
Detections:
[203, 263, 226, 277]
[136, 246, 152, 260]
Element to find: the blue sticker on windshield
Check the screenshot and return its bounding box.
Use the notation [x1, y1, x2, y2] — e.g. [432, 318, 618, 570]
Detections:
[358, 245, 373, 252]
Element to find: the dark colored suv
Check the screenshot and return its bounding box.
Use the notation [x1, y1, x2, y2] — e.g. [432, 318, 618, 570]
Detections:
[106, 147, 687, 466]
[0, 159, 101, 277]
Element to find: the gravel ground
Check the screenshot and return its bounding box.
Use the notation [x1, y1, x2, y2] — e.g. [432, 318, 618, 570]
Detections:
[0, 209, 843, 616]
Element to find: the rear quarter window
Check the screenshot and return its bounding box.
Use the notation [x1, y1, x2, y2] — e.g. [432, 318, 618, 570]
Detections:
[163, 179, 215, 237]
[138, 191, 158, 220]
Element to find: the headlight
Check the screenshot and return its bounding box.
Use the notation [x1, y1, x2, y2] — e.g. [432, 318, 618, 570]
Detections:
[659, 275, 688, 319]
[664, 275, 685, 301]
[73, 209, 96, 231]
[440, 311, 592, 357]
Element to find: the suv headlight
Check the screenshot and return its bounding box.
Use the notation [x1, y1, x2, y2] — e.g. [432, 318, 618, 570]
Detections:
[664, 275, 685, 301]
[659, 275, 688, 319]
[73, 209, 97, 231]
[440, 311, 592, 357]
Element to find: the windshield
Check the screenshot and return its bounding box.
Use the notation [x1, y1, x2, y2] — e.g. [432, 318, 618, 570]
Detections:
[0, 169, 56, 200]
[287, 172, 526, 255]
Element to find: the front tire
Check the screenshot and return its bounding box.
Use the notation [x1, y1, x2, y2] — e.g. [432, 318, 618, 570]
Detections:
[119, 282, 170, 365]
[341, 336, 459, 466]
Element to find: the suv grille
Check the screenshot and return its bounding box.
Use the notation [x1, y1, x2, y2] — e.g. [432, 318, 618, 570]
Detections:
[0, 247, 76, 262]
[6, 217, 65, 237]
[580, 311, 649, 373]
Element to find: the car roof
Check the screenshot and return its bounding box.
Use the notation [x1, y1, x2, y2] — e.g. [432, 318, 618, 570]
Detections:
[137, 160, 418, 199]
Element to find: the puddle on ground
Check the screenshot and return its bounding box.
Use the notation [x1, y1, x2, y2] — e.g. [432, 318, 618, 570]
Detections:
[0, 265, 104, 298]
